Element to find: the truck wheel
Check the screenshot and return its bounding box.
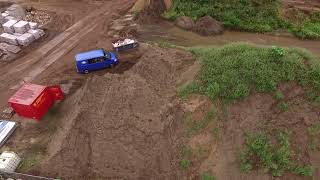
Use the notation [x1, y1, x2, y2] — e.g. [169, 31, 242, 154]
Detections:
[84, 70, 89, 74]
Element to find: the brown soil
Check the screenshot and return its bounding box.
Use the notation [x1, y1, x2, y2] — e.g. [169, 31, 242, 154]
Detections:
[180, 81, 320, 180]
[136, 0, 167, 24]
[0, 0, 319, 180]
[30, 45, 193, 179]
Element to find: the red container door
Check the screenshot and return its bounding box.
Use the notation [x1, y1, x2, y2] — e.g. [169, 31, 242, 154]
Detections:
[32, 91, 54, 120]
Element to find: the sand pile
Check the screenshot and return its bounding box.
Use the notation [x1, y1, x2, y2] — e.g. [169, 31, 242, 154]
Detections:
[37, 45, 194, 179]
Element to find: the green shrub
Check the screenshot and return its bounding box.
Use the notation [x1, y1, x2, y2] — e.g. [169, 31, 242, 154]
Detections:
[187, 44, 320, 101]
[180, 159, 190, 170]
[278, 102, 289, 112]
[271, 46, 285, 60]
[274, 91, 285, 101]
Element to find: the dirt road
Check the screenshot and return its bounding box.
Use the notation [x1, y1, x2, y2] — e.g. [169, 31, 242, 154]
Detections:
[0, 0, 134, 108]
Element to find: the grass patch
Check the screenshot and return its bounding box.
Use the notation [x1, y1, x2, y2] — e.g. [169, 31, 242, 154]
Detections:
[164, 1, 320, 39]
[201, 173, 216, 180]
[182, 43, 320, 101]
[240, 131, 312, 177]
[164, 0, 283, 32]
[290, 12, 320, 39]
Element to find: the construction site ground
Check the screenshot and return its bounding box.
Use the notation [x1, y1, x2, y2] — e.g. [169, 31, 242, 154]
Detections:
[0, 0, 319, 180]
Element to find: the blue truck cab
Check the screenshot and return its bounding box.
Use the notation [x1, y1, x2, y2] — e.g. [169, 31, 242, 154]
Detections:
[75, 49, 118, 73]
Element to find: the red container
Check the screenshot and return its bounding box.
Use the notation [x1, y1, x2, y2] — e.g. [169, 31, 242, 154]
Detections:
[8, 84, 64, 121]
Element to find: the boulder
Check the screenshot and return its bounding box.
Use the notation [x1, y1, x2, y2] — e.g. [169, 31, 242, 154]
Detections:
[194, 16, 224, 36]
[175, 16, 194, 30]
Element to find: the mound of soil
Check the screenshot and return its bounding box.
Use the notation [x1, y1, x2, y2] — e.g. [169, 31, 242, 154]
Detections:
[175, 16, 195, 30]
[194, 16, 224, 36]
[36, 45, 194, 179]
[137, 0, 167, 23]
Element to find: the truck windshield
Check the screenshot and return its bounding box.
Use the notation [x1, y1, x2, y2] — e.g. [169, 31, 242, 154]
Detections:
[104, 52, 111, 59]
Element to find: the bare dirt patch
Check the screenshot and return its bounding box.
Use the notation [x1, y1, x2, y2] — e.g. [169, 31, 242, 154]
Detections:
[20, 45, 195, 179]
[181, 85, 320, 179]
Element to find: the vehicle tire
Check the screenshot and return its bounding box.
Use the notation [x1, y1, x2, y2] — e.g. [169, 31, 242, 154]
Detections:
[84, 70, 89, 74]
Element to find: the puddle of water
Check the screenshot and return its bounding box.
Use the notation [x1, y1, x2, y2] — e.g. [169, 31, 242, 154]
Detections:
[139, 21, 320, 56]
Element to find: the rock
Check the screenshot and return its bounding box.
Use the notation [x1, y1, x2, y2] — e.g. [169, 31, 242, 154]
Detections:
[175, 16, 194, 30]
[194, 15, 224, 36]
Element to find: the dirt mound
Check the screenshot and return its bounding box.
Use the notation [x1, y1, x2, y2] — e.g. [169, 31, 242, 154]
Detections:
[175, 16, 195, 30]
[35, 45, 194, 179]
[136, 0, 167, 23]
[194, 16, 224, 36]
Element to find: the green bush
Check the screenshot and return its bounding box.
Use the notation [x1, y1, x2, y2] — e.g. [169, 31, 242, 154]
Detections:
[274, 91, 285, 101]
[278, 102, 289, 112]
[183, 43, 320, 101]
[271, 46, 285, 60]
[180, 159, 190, 170]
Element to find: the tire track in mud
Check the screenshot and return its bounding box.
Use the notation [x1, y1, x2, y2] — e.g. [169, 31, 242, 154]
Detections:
[0, 0, 134, 90]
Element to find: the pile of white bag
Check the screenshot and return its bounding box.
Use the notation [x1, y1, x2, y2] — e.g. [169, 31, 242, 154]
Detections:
[0, 4, 45, 53]
[1, 20, 45, 47]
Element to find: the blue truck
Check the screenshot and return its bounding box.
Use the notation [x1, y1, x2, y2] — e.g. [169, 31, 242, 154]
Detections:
[75, 49, 118, 73]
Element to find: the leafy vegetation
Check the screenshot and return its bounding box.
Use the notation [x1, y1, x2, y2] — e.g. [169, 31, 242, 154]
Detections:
[164, 0, 283, 32]
[164, 0, 320, 39]
[240, 132, 312, 177]
[201, 173, 216, 180]
[278, 102, 289, 112]
[181, 43, 320, 101]
[290, 12, 320, 39]
[180, 159, 191, 170]
[274, 91, 285, 101]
